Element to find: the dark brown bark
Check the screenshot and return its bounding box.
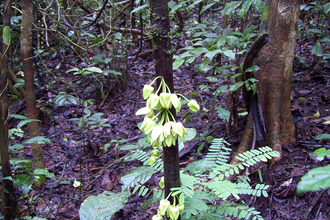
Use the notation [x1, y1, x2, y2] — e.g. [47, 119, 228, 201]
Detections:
[1, 0, 12, 133]
[149, 0, 181, 209]
[21, 0, 45, 170]
[0, 2, 16, 218]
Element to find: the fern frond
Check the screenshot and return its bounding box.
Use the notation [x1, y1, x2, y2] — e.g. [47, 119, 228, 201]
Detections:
[203, 180, 239, 200]
[121, 166, 154, 191]
[235, 146, 280, 167]
[171, 173, 199, 198]
[181, 191, 213, 219]
[205, 138, 231, 166]
[217, 202, 264, 220]
[124, 149, 149, 162]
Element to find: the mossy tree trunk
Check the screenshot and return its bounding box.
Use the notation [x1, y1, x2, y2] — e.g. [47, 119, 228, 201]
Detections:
[21, 0, 45, 170]
[149, 0, 181, 211]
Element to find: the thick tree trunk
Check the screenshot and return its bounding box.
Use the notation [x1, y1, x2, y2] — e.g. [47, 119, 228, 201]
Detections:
[21, 0, 45, 170]
[256, 0, 299, 157]
[231, 0, 299, 168]
[149, 0, 181, 209]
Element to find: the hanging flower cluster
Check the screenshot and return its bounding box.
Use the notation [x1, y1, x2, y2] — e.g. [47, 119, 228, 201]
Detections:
[136, 76, 200, 150]
[152, 191, 185, 220]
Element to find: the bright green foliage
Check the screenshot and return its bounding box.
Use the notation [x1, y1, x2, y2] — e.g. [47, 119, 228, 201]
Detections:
[297, 165, 330, 194]
[297, 136, 330, 194]
[121, 166, 155, 191]
[79, 191, 129, 220]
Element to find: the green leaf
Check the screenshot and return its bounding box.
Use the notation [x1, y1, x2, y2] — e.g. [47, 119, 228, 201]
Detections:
[79, 191, 130, 220]
[17, 119, 42, 129]
[223, 50, 236, 60]
[23, 136, 52, 144]
[311, 42, 323, 57]
[205, 49, 223, 61]
[230, 81, 244, 94]
[252, 0, 264, 13]
[131, 4, 148, 14]
[314, 134, 330, 140]
[214, 85, 229, 99]
[312, 148, 330, 161]
[239, 0, 253, 19]
[33, 168, 56, 180]
[215, 106, 230, 121]
[173, 59, 185, 70]
[85, 67, 103, 73]
[223, 1, 243, 15]
[10, 114, 28, 120]
[103, 70, 122, 76]
[121, 166, 154, 191]
[297, 164, 330, 194]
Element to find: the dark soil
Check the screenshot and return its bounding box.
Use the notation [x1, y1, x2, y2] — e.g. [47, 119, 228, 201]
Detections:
[9, 34, 330, 220]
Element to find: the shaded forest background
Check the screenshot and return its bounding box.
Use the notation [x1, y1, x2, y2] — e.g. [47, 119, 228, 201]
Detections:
[0, 0, 330, 219]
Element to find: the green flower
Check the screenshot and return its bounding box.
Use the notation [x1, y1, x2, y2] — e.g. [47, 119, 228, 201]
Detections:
[152, 214, 163, 220]
[167, 205, 180, 220]
[151, 149, 160, 156]
[147, 156, 157, 165]
[187, 100, 200, 112]
[176, 122, 188, 140]
[141, 118, 156, 135]
[147, 94, 160, 110]
[143, 85, 154, 99]
[158, 199, 170, 216]
[159, 176, 165, 188]
[170, 94, 181, 112]
[136, 106, 151, 116]
[160, 93, 172, 109]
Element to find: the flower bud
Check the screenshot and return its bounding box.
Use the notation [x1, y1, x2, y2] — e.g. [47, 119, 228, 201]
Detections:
[143, 85, 154, 99]
[158, 199, 170, 216]
[160, 93, 172, 109]
[159, 176, 165, 188]
[152, 214, 163, 220]
[168, 205, 180, 220]
[176, 122, 188, 140]
[136, 106, 151, 116]
[164, 134, 174, 147]
[163, 122, 171, 137]
[187, 100, 200, 112]
[151, 125, 164, 143]
[151, 149, 160, 156]
[147, 156, 157, 165]
[147, 94, 160, 110]
[170, 94, 180, 112]
[142, 118, 156, 134]
[177, 204, 185, 212]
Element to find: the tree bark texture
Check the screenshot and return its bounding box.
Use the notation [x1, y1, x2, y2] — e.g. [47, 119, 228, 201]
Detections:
[256, 0, 299, 157]
[1, 1, 16, 218]
[1, 0, 12, 133]
[21, 0, 45, 170]
[149, 0, 181, 207]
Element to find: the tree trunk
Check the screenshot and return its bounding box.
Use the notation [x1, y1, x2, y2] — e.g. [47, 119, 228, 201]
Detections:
[21, 0, 45, 170]
[149, 0, 181, 210]
[1, 0, 12, 133]
[231, 0, 299, 167]
[256, 0, 299, 157]
[0, 2, 16, 219]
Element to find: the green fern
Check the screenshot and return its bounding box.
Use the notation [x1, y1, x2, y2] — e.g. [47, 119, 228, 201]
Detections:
[217, 202, 264, 220]
[205, 138, 231, 166]
[121, 166, 154, 191]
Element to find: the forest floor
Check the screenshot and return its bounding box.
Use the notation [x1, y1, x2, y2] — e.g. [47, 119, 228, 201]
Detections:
[10, 35, 330, 220]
